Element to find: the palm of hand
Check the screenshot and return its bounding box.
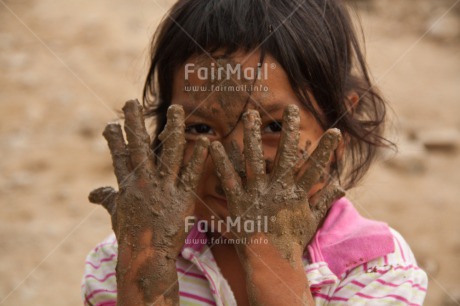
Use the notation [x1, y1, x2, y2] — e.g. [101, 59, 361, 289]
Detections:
[209, 105, 344, 259]
[89, 100, 209, 257]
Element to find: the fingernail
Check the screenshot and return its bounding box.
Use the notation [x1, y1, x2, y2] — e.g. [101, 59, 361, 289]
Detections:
[285, 104, 299, 115]
[328, 128, 342, 142]
[197, 136, 210, 148]
[103, 123, 121, 136]
[210, 141, 222, 151]
[122, 99, 141, 113]
[243, 111, 253, 123]
[167, 104, 184, 120]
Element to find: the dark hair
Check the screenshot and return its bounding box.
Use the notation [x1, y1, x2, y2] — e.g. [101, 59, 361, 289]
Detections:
[142, 0, 394, 190]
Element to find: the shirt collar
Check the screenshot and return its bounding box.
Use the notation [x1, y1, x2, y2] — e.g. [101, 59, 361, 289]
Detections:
[307, 197, 394, 277]
[181, 221, 207, 255]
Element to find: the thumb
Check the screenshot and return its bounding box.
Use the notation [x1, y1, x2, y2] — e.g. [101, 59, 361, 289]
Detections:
[88, 186, 117, 216]
[309, 184, 345, 223]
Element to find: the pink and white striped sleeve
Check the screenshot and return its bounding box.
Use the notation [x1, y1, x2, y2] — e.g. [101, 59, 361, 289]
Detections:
[330, 229, 428, 305]
[81, 234, 118, 306]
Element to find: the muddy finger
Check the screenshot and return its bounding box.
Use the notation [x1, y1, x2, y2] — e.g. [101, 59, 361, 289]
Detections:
[296, 128, 341, 192]
[243, 110, 265, 189]
[209, 141, 243, 198]
[271, 105, 300, 184]
[157, 105, 186, 183]
[122, 99, 154, 173]
[180, 136, 210, 192]
[88, 186, 118, 216]
[309, 184, 345, 223]
[225, 140, 246, 179]
[103, 123, 131, 185]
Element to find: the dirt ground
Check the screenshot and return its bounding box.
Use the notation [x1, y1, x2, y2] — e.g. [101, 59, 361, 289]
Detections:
[1, 0, 459, 305]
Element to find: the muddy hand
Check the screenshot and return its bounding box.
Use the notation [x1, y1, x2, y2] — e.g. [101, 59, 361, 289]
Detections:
[88, 99, 209, 256]
[209, 105, 344, 261]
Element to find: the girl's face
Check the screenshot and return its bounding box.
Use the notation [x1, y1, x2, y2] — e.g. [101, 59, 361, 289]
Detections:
[171, 50, 331, 232]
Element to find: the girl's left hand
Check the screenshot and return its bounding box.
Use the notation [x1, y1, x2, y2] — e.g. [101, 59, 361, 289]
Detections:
[209, 105, 344, 262]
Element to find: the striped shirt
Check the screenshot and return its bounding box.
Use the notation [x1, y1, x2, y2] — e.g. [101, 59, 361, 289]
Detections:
[81, 198, 428, 305]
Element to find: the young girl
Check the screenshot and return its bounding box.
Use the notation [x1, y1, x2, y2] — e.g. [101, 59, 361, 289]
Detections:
[82, 0, 428, 305]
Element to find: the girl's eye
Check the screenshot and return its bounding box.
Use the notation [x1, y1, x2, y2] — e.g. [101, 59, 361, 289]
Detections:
[185, 124, 215, 135]
[263, 121, 283, 133]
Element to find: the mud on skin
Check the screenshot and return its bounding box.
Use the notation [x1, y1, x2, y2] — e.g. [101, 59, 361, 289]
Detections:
[88, 99, 209, 305]
[184, 55, 268, 131]
[209, 105, 345, 267]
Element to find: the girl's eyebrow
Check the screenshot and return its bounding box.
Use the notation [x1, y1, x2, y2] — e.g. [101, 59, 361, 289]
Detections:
[180, 101, 286, 120]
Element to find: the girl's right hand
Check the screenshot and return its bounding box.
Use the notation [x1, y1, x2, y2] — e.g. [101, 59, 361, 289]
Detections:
[88, 100, 209, 305]
[88, 99, 209, 259]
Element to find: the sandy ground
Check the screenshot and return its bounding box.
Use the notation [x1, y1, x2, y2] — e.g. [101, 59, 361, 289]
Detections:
[0, 0, 459, 305]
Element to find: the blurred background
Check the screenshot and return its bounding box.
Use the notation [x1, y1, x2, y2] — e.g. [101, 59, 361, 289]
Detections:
[0, 0, 459, 305]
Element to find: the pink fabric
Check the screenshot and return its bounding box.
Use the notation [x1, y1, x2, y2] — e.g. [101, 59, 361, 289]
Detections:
[308, 197, 394, 277]
[181, 221, 207, 252]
